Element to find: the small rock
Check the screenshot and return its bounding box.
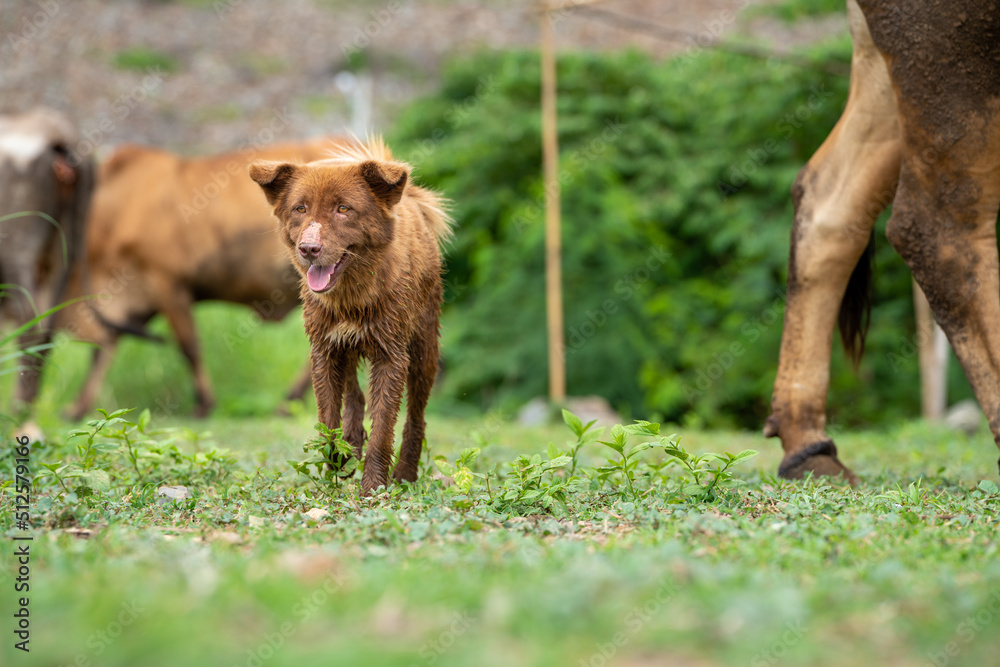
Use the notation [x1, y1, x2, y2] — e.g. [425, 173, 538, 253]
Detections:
[566, 395, 622, 427]
[156, 485, 192, 505]
[305, 508, 330, 521]
[210, 531, 243, 545]
[517, 396, 550, 426]
[517, 395, 623, 427]
[14, 421, 44, 444]
[63, 527, 93, 539]
[277, 550, 343, 583]
[945, 399, 982, 435]
[248, 515, 266, 528]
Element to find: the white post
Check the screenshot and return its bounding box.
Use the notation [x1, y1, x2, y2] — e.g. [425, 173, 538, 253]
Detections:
[913, 280, 948, 419]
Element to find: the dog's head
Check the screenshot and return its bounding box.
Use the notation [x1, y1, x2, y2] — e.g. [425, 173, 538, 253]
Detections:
[249, 157, 409, 294]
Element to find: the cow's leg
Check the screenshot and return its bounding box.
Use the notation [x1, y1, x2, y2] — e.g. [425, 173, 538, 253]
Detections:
[885, 130, 1000, 473]
[394, 320, 438, 484]
[5, 266, 47, 418]
[68, 342, 118, 421]
[13, 328, 53, 414]
[159, 295, 214, 418]
[284, 359, 313, 402]
[274, 359, 313, 417]
[341, 353, 367, 461]
[362, 348, 407, 494]
[764, 2, 901, 483]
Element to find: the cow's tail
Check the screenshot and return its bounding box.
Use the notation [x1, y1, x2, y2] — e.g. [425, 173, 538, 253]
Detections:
[838, 231, 875, 367]
[91, 306, 166, 343]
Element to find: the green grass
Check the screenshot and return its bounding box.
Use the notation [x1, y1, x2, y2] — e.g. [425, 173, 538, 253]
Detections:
[2, 303, 999, 665]
[2, 402, 999, 666]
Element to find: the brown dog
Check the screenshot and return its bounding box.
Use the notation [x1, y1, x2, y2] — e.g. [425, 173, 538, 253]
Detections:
[249, 138, 452, 493]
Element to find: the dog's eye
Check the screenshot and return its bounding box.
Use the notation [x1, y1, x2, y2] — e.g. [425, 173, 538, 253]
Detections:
[337, 205, 350, 213]
[294, 205, 307, 213]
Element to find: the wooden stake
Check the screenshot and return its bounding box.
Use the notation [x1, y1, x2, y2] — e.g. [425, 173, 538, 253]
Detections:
[540, 3, 566, 404]
[913, 279, 948, 420]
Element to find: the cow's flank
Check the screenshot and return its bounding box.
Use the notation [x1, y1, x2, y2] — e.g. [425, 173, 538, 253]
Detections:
[56, 138, 342, 419]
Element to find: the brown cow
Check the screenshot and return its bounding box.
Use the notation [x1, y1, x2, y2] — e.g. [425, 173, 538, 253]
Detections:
[57, 139, 342, 420]
[0, 108, 94, 418]
[765, 0, 1000, 482]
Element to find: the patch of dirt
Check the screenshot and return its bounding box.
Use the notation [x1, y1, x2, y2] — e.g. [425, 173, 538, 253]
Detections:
[0, 0, 845, 155]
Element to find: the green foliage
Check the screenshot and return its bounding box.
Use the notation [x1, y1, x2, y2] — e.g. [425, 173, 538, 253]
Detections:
[561, 407, 599, 474]
[34, 407, 236, 505]
[297, 410, 758, 513]
[434, 446, 483, 493]
[391, 45, 959, 428]
[2, 409, 999, 666]
[289, 422, 358, 496]
[592, 418, 758, 501]
[660, 436, 759, 500]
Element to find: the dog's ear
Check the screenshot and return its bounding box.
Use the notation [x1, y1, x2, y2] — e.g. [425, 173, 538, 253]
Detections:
[360, 160, 409, 209]
[249, 161, 298, 205]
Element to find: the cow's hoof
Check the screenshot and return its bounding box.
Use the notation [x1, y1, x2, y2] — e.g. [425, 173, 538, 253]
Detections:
[193, 401, 215, 419]
[778, 440, 860, 486]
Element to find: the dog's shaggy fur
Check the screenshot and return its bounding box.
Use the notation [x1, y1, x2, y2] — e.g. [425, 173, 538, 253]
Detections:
[250, 138, 451, 493]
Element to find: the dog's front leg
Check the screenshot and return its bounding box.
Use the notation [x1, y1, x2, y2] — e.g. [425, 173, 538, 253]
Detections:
[361, 347, 408, 494]
[310, 340, 349, 469]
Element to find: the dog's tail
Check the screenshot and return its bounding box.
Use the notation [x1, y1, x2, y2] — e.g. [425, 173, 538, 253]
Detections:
[413, 188, 454, 245]
[839, 230, 875, 367]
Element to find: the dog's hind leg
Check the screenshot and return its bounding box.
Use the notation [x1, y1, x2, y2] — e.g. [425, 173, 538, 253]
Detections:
[394, 318, 439, 484]
[362, 348, 407, 494]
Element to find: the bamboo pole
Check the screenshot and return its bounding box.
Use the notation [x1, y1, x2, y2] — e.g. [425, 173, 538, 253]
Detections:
[913, 280, 948, 420]
[540, 2, 566, 403]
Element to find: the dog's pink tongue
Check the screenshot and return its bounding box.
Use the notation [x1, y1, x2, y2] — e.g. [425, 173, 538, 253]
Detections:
[307, 264, 336, 291]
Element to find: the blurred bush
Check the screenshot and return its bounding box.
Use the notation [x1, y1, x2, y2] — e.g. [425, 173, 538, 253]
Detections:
[390, 44, 973, 428]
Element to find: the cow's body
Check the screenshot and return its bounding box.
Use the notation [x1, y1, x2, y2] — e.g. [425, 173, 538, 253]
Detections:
[766, 0, 1000, 481]
[0, 108, 94, 416]
[58, 139, 341, 419]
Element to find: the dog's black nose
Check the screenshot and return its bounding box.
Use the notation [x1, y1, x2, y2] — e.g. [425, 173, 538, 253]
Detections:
[298, 242, 322, 258]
